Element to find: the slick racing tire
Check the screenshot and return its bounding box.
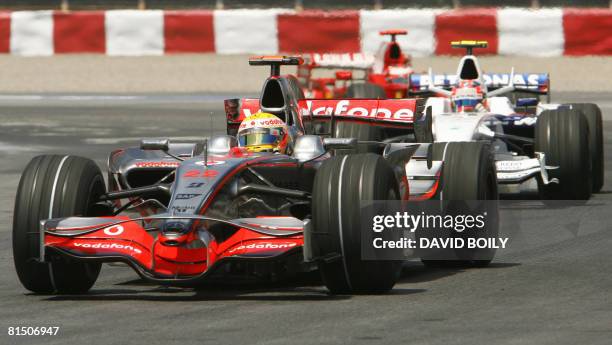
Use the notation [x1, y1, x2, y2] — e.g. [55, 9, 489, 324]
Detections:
[566, 103, 604, 193]
[335, 83, 386, 154]
[311, 154, 402, 294]
[535, 109, 592, 200]
[421, 142, 499, 268]
[431, 142, 498, 200]
[333, 121, 381, 154]
[13, 155, 106, 294]
[345, 82, 386, 99]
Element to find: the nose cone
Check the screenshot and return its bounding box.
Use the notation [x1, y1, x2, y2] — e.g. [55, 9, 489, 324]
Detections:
[159, 220, 191, 246]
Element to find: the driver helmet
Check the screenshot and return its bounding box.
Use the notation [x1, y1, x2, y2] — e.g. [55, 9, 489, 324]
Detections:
[451, 80, 483, 112]
[237, 112, 289, 153]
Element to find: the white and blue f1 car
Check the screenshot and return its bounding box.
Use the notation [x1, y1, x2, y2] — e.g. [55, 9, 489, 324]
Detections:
[411, 41, 603, 200]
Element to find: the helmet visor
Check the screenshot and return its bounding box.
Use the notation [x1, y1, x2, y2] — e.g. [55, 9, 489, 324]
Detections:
[238, 127, 285, 147]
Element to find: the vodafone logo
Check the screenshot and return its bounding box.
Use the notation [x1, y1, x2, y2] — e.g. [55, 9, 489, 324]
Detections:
[259, 119, 283, 126]
[305, 100, 414, 121]
[135, 161, 180, 168]
[240, 117, 284, 129]
[228, 242, 297, 253]
[73, 242, 142, 254]
[103, 225, 124, 236]
[239, 99, 415, 123]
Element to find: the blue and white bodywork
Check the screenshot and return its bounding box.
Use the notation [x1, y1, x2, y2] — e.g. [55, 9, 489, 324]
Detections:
[418, 49, 566, 190]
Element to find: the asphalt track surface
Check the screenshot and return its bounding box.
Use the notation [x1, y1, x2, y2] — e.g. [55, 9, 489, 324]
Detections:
[0, 92, 611, 345]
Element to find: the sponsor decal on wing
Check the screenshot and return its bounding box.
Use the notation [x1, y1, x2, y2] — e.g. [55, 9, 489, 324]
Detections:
[227, 241, 298, 254]
[301, 99, 415, 123]
[73, 242, 143, 254]
[308, 53, 375, 69]
[412, 73, 548, 89]
[236, 98, 415, 123]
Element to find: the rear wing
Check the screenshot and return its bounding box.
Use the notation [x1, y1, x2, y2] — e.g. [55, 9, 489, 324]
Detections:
[298, 99, 419, 125]
[226, 98, 420, 135]
[410, 73, 550, 94]
[297, 53, 375, 87]
[301, 53, 375, 70]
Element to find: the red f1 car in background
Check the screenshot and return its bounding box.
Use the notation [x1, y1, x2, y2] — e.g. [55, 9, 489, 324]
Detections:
[297, 30, 414, 99]
[13, 56, 497, 296]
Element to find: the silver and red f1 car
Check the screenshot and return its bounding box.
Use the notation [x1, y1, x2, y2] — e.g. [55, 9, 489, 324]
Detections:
[13, 56, 497, 296]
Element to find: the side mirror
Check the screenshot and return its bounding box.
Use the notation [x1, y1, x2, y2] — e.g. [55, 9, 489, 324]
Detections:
[335, 70, 353, 81]
[323, 138, 357, 150]
[140, 138, 169, 151]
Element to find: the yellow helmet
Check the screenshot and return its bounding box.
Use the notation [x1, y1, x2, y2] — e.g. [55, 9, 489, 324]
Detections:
[237, 112, 289, 153]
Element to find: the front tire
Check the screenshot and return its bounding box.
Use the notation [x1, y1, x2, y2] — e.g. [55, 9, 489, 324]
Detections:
[311, 154, 401, 294]
[13, 155, 106, 294]
[566, 103, 604, 193]
[421, 142, 499, 267]
[535, 108, 591, 200]
[431, 142, 498, 200]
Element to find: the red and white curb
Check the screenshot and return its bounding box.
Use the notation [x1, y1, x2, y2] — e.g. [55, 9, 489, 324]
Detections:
[0, 8, 610, 56]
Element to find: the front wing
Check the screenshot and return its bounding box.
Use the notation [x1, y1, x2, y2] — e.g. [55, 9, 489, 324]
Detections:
[39, 215, 305, 283]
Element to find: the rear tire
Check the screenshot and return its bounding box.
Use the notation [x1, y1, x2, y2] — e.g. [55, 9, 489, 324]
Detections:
[334, 83, 386, 154]
[566, 103, 604, 193]
[535, 109, 591, 200]
[345, 82, 386, 99]
[13, 155, 106, 294]
[312, 154, 401, 294]
[421, 142, 498, 267]
[333, 122, 381, 154]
